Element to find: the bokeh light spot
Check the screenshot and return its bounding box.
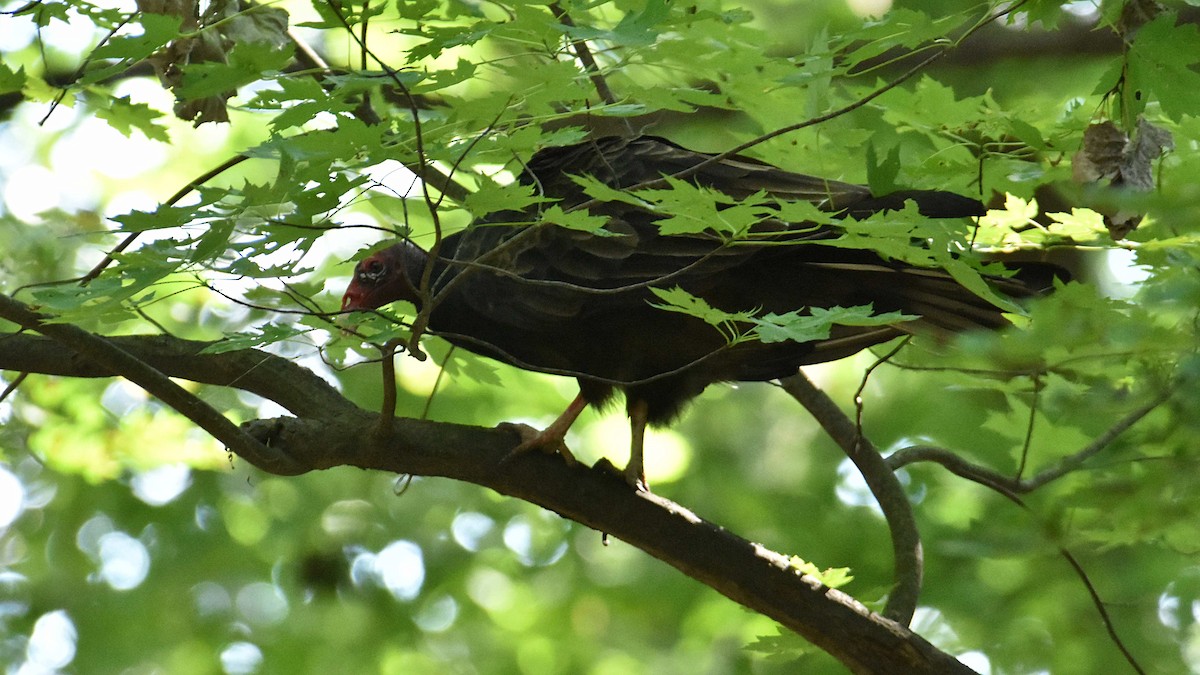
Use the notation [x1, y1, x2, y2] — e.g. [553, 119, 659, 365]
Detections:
[0, 466, 24, 528]
[132, 464, 192, 506]
[375, 540, 424, 601]
[220, 641, 263, 675]
[24, 610, 77, 671]
[98, 531, 150, 591]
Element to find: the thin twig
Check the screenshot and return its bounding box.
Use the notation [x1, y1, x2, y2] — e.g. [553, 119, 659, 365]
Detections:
[1015, 372, 1042, 479]
[377, 338, 404, 434]
[882, 380, 1169, 675]
[80, 154, 251, 285]
[565, 0, 1032, 216]
[421, 345, 453, 420]
[886, 388, 1172, 492]
[853, 337, 911, 434]
[549, 1, 632, 136]
[0, 371, 29, 405]
[1056, 541, 1146, 675]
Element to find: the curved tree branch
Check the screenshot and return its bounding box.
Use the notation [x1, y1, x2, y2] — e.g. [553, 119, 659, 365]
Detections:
[778, 371, 923, 627]
[0, 327, 975, 674]
[0, 296, 304, 474]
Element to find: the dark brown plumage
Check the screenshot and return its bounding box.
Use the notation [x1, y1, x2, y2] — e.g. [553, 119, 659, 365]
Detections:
[342, 135, 1050, 488]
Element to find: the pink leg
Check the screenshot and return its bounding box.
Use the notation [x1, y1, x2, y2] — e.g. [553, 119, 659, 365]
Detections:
[505, 392, 588, 466]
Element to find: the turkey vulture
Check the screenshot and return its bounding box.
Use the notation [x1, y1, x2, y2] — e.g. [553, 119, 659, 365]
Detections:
[342, 135, 1049, 488]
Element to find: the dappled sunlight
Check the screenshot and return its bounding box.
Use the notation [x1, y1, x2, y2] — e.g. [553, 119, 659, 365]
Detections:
[350, 540, 426, 602]
[581, 414, 693, 485]
[21, 610, 77, 673]
[236, 582, 289, 626]
[0, 570, 31, 626]
[219, 641, 263, 675]
[95, 531, 149, 591]
[835, 456, 917, 514]
[413, 594, 458, 633]
[0, 466, 23, 529]
[844, 0, 892, 19]
[571, 530, 644, 587]
[131, 464, 192, 506]
[375, 540, 426, 601]
[502, 512, 570, 567]
[320, 499, 376, 540]
[3, 165, 61, 222]
[450, 511, 495, 552]
[466, 567, 515, 614]
[193, 581, 233, 618]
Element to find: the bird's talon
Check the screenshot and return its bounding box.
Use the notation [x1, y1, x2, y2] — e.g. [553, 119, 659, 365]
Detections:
[625, 470, 649, 492]
[592, 458, 648, 492]
[498, 422, 578, 466]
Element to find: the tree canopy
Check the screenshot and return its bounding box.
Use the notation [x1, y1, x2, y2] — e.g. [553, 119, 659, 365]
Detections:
[1, 0, 1199, 673]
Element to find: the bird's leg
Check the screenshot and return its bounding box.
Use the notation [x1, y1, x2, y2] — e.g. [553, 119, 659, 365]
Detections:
[502, 392, 588, 466]
[624, 399, 649, 491]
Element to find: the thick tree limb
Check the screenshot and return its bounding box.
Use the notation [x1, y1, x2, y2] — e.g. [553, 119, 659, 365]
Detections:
[0, 328, 975, 674]
[0, 296, 297, 474]
[0, 332, 355, 421]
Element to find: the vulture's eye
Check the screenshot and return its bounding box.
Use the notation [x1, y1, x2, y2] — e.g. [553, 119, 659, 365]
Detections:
[359, 259, 386, 283]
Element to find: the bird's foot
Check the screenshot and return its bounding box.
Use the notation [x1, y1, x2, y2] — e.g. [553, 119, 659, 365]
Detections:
[498, 422, 578, 467]
[624, 463, 648, 492]
[593, 458, 649, 492]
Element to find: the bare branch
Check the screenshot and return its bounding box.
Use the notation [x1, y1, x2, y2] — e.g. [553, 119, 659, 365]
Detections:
[886, 388, 1172, 493]
[778, 371, 923, 627]
[0, 295, 302, 474]
[0, 332, 355, 421]
[549, 1, 629, 131]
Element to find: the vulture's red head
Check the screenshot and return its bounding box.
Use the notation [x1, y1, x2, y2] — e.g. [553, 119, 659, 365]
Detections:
[341, 243, 426, 312]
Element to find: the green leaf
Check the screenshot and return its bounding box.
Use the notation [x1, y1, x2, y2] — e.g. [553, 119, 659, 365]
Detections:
[842, 10, 961, 69]
[1045, 208, 1108, 242]
[112, 204, 205, 233]
[538, 205, 610, 233]
[404, 23, 494, 62]
[647, 287, 754, 340]
[1007, 117, 1048, 151]
[82, 13, 184, 85]
[753, 305, 915, 344]
[635, 178, 776, 236]
[465, 179, 549, 218]
[1127, 16, 1200, 122]
[975, 193, 1042, 247]
[0, 63, 26, 95]
[942, 258, 1021, 315]
[89, 13, 182, 61]
[865, 142, 901, 196]
[558, 0, 671, 48]
[788, 556, 854, 589]
[200, 324, 313, 354]
[93, 96, 171, 142]
[572, 175, 651, 208]
[177, 41, 294, 100]
[190, 221, 235, 264]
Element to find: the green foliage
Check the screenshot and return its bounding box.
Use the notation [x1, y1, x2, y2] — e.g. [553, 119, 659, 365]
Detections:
[1124, 15, 1200, 122]
[2, 0, 1199, 673]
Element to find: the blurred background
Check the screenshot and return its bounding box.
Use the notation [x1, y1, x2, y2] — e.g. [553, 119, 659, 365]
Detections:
[2, 0, 1199, 673]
